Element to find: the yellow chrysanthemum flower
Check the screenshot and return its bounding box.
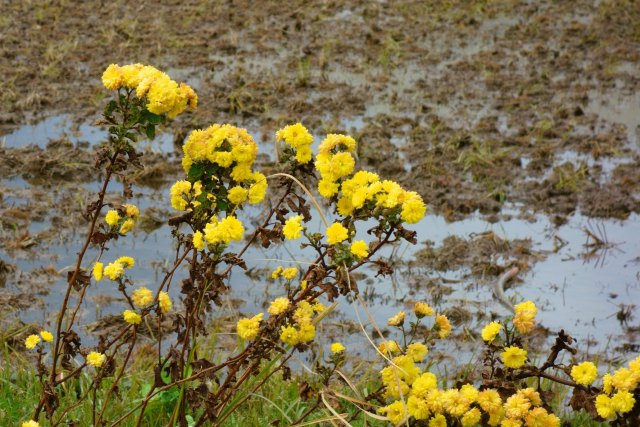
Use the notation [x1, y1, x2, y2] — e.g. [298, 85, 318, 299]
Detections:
[401, 193, 427, 224]
[326, 222, 348, 245]
[104, 262, 124, 280]
[283, 215, 304, 240]
[102, 64, 123, 90]
[378, 400, 407, 425]
[158, 291, 172, 314]
[193, 230, 205, 251]
[330, 342, 346, 353]
[21, 420, 40, 427]
[513, 300, 537, 334]
[123, 309, 142, 325]
[595, 394, 616, 419]
[237, 313, 263, 340]
[461, 408, 481, 427]
[123, 204, 139, 219]
[280, 325, 299, 346]
[435, 314, 451, 338]
[571, 361, 598, 386]
[40, 330, 53, 342]
[86, 351, 106, 368]
[414, 301, 434, 318]
[115, 256, 135, 269]
[298, 322, 315, 343]
[105, 210, 120, 227]
[282, 267, 298, 280]
[611, 390, 635, 414]
[481, 321, 502, 343]
[350, 240, 369, 258]
[93, 262, 104, 281]
[387, 311, 406, 327]
[227, 186, 248, 205]
[131, 287, 153, 308]
[119, 218, 135, 235]
[406, 342, 428, 362]
[25, 334, 40, 350]
[502, 346, 527, 369]
[268, 297, 291, 315]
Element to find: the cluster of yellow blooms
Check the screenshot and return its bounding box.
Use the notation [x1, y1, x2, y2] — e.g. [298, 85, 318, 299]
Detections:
[102, 63, 197, 119]
[93, 256, 135, 281]
[595, 355, 640, 420]
[275, 123, 314, 164]
[310, 132, 427, 225]
[105, 204, 139, 235]
[174, 124, 271, 252]
[24, 330, 53, 350]
[235, 298, 326, 347]
[271, 266, 299, 280]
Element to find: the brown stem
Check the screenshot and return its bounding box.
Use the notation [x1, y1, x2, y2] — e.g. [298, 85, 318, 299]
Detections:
[47, 148, 120, 395]
[96, 328, 137, 426]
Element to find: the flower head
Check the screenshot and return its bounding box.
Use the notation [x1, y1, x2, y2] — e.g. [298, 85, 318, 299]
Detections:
[40, 330, 53, 342]
[331, 342, 346, 354]
[513, 300, 537, 334]
[105, 210, 120, 227]
[283, 215, 304, 240]
[326, 222, 348, 245]
[158, 291, 172, 314]
[93, 262, 104, 281]
[571, 361, 598, 386]
[387, 311, 406, 327]
[414, 302, 434, 318]
[435, 314, 451, 338]
[123, 309, 142, 325]
[131, 287, 153, 308]
[502, 346, 527, 369]
[87, 351, 106, 368]
[237, 313, 263, 340]
[481, 321, 502, 343]
[21, 421, 40, 427]
[268, 297, 291, 316]
[25, 334, 40, 350]
[350, 240, 369, 258]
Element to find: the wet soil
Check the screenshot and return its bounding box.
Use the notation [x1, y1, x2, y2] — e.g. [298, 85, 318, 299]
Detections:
[1, 1, 640, 364]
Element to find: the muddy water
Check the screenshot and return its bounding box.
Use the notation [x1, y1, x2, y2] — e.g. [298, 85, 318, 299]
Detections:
[1, 115, 639, 367]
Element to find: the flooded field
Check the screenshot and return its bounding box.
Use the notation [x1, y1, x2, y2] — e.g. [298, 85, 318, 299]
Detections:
[1, 0, 639, 371]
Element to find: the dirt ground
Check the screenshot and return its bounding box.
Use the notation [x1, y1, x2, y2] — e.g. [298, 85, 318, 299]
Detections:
[1, 0, 639, 359]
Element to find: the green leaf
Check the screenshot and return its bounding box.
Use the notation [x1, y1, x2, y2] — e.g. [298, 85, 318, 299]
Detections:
[187, 163, 204, 180]
[105, 100, 118, 116]
[145, 124, 156, 140]
[144, 111, 163, 124]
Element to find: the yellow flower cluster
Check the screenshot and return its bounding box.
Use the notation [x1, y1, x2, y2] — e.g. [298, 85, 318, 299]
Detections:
[170, 180, 202, 211]
[279, 300, 324, 346]
[513, 300, 537, 334]
[275, 123, 314, 164]
[21, 421, 40, 427]
[201, 215, 245, 246]
[268, 297, 291, 315]
[350, 240, 369, 258]
[595, 354, 640, 420]
[97, 256, 135, 281]
[105, 204, 139, 235]
[102, 63, 197, 119]
[158, 291, 172, 314]
[236, 313, 264, 340]
[271, 266, 298, 280]
[315, 134, 357, 198]
[378, 353, 561, 427]
[326, 222, 348, 245]
[434, 314, 451, 338]
[336, 170, 427, 224]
